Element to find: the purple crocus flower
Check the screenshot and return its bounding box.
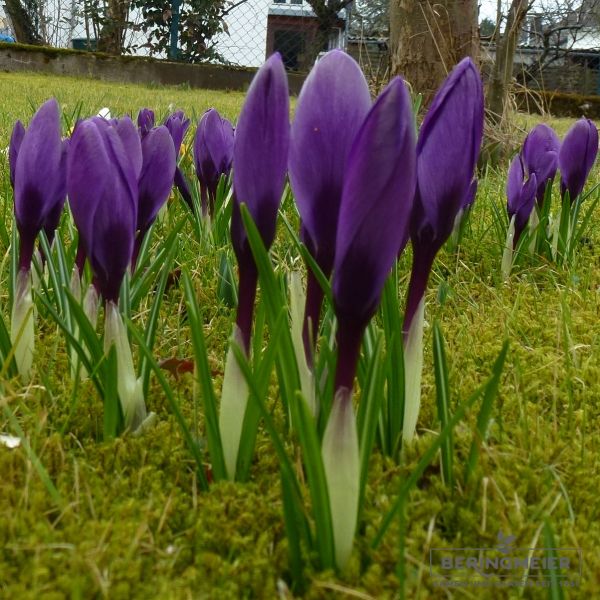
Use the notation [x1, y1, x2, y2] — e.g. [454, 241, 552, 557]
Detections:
[10, 98, 66, 380]
[164, 110, 193, 210]
[506, 154, 538, 245]
[522, 124, 560, 206]
[288, 49, 371, 362]
[68, 118, 152, 431]
[13, 98, 66, 272]
[9, 120, 66, 251]
[559, 118, 598, 203]
[404, 57, 484, 334]
[332, 76, 416, 394]
[231, 53, 290, 352]
[193, 108, 234, 217]
[67, 119, 138, 303]
[137, 108, 155, 138]
[133, 125, 177, 266]
[402, 58, 483, 445]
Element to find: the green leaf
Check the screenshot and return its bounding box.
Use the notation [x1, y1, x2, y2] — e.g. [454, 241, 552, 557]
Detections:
[543, 520, 565, 600]
[357, 335, 386, 516]
[103, 345, 121, 440]
[433, 321, 453, 487]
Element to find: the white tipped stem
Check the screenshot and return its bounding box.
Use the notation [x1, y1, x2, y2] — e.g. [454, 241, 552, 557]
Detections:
[501, 215, 516, 280]
[449, 207, 464, 249]
[69, 268, 82, 381]
[104, 301, 154, 433]
[402, 297, 425, 444]
[31, 248, 43, 297]
[10, 269, 35, 382]
[528, 209, 539, 255]
[69, 267, 82, 302]
[219, 325, 249, 480]
[289, 271, 316, 416]
[83, 285, 99, 329]
[75, 284, 100, 382]
[322, 388, 359, 570]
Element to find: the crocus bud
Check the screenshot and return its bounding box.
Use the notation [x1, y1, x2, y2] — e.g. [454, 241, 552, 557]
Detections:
[137, 108, 155, 138]
[134, 125, 177, 265]
[559, 118, 598, 203]
[328, 76, 416, 569]
[230, 52, 290, 352]
[403, 58, 484, 443]
[164, 110, 193, 210]
[14, 99, 65, 272]
[193, 108, 234, 216]
[522, 123, 560, 205]
[333, 76, 416, 391]
[68, 119, 152, 432]
[220, 53, 289, 480]
[68, 119, 138, 303]
[288, 49, 371, 363]
[506, 154, 538, 245]
[11, 99, 65, 380]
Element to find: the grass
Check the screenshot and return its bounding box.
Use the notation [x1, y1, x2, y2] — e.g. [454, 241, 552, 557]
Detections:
[1, 71, 599, 598]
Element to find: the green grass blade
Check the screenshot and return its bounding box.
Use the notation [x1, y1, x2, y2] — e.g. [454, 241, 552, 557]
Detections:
[280, 467, 307, 594]
[2, 403, 63, 508]
[138, 239, 178, 397]
[372, 341, 508, 549]
[464, 340, 507, 484]
[182, 270, 226, 481]
[236, 308, 286, 482]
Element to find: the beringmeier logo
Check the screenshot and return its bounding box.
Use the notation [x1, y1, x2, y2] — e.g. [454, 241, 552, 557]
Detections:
[430, 531, 582, 589]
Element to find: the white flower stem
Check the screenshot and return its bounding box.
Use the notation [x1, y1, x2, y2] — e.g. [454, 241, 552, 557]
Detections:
[402, 297, 425, 444]
[322, 387, 359, 570]
[104, 300, 154, 433]
[219, 324, 249, 480]
[10, 269, 35, 382]
[501, 215, 516, 280]
[290, 271, 316, 416]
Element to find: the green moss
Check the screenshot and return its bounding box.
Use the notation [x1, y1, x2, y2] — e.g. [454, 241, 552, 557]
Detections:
[1, 71, 600, 597]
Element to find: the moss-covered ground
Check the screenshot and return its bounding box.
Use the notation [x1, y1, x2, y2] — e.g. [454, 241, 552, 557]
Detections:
[1, 71, 599, 598]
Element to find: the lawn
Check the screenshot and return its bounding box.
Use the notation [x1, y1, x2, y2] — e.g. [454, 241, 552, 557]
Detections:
[1, 71, 599, 599]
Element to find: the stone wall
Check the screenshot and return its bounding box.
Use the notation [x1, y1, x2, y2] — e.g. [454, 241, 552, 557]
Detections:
[0, 42, 307, 94]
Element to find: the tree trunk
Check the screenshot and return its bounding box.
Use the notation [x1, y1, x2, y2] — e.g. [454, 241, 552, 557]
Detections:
[4, 0, 42, 44]
[97, 0, 129, 55]
[389, 0, 479, 105]
[487, 0, 529, 123]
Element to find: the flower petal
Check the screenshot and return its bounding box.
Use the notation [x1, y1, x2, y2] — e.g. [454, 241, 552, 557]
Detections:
[231, 53, 290, 256]
[333, 76, 416, 327]
[137, 126, 177, 232]
[289, 49, 371, 276]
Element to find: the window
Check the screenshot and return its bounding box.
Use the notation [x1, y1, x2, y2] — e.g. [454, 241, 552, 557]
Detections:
[273, 30, 306, 70]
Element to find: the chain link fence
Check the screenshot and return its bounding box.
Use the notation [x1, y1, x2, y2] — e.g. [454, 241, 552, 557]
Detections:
[0, 0, 390, 78]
